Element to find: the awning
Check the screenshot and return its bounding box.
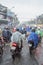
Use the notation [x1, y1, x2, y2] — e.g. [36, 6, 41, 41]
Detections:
[0, 19, 8, 24]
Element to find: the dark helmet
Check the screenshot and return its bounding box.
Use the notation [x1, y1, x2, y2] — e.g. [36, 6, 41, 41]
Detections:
[31, 28, 36, 32]
[4, 26, 9, 30]
[16, 28, 19, 31]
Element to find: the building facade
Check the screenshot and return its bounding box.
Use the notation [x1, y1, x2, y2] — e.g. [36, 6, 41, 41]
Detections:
[0, 4, 7, 24]
[0, 4, 19, 27]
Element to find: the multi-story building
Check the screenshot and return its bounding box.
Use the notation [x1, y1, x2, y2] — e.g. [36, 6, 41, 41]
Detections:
[0, 4, 19, 28]
[0, 4, 8, 25]
[7, 9, 19, 28]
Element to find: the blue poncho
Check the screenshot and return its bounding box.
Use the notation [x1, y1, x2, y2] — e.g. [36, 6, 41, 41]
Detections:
[27, 32, 39, 47]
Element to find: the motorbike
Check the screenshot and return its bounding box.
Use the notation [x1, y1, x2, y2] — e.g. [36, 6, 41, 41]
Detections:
[10, 42, 22, 60]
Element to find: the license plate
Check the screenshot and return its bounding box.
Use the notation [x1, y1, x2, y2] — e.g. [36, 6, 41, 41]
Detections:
[11, 47, 16, 50]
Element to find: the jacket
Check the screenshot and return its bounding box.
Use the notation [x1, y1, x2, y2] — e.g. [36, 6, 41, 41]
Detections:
[27, 32, 39, 47]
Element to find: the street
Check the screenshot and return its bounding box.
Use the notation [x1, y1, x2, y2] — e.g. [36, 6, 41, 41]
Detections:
[0, 1, 43, 65]
[0, 40, 39, 65]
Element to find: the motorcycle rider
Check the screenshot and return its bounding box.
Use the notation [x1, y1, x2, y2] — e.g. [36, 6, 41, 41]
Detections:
[27, 28, 39, 49]
[36, 27, 41, 36]
[36, 27, 42, 46]
[11, 28, 23, 49]
[2, 26, 12, 43]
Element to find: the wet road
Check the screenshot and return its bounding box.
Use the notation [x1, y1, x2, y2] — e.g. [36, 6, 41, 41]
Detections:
[0, 40, 39, 65]
[35, 38, 43, 65]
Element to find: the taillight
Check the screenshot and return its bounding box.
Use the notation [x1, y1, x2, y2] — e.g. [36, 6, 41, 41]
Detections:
[12, 42, 17, 47]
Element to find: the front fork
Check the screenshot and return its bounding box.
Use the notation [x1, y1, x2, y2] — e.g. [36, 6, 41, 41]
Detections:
[0, 47, 3, 56]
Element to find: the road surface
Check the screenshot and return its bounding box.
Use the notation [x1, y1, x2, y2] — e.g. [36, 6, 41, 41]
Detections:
[0, 40, 39, 65]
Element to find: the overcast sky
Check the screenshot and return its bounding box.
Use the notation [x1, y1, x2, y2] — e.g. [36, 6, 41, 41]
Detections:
[0, 0, 43, 22]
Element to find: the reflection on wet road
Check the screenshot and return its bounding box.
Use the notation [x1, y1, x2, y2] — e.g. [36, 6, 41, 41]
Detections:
[0, 40, 39, 65]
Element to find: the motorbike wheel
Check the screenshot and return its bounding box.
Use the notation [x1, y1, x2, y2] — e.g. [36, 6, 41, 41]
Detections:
[18, 40, 23, 52]
[12, 54, 15, 60]
[0, 48, 3, 57]
[29, 48, 32, 55]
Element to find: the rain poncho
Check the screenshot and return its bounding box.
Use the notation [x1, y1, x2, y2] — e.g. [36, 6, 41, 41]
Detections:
[11, 31, 22, 44]
[27, 32, 39, 47]
[11, 31, 25, 48]
[36, 29, 43, 37]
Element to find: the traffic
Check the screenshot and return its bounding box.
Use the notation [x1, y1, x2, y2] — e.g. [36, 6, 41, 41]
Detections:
[0, 25, 43, 58]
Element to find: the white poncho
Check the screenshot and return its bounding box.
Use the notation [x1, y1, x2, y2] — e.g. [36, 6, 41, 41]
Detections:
[11, 31, 22, 44]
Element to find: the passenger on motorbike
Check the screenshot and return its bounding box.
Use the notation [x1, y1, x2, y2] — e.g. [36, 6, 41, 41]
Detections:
[36, 27, 42, 45]
[36, 27, 41, 36]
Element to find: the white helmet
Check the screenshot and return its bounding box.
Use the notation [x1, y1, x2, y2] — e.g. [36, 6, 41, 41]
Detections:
[38, 27, 40, 29]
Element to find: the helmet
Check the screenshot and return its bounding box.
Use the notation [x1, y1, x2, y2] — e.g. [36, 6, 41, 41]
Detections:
[38, 27, 40, 29]
[5, 26, 9, 29]
[16, 28, 19, 31]
[31, 28, 35, 32]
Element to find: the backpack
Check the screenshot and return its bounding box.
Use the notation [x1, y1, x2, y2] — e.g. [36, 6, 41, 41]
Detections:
[7, 31, 12, 38]
[2, 30, 8, 38]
